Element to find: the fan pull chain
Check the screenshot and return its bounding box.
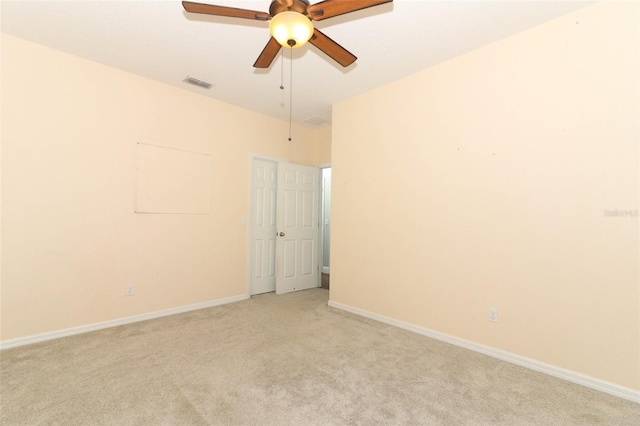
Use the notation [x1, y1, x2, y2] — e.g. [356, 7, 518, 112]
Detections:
[280, 49, 284, 90]
[288, 46, 293, 141]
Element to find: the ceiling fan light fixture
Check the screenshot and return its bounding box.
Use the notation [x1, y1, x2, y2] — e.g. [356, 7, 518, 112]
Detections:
[269, 11, 313, 48]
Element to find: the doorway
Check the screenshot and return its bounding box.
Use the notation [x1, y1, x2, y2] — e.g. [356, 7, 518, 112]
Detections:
[320, 167, 331, 290]
[249, 157, 321, 295]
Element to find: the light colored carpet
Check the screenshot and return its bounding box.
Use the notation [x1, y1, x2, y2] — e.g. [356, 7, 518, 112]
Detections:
[1, 288, 638, 425]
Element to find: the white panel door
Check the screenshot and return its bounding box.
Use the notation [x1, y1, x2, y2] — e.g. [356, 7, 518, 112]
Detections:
[276, 162, 320, 294]
[250, 159, 278, 295]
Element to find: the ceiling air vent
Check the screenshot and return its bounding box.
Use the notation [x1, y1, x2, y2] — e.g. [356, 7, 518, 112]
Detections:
[183, 76, 213, 89]
[304, 116, 328, 126]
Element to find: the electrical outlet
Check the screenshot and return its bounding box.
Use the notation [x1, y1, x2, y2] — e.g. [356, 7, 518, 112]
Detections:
[488, 308, 498, 323]
[126, 284, 135, 296]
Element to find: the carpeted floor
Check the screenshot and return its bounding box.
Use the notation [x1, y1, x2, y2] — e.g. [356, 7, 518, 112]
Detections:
[1, 288, 638, 425]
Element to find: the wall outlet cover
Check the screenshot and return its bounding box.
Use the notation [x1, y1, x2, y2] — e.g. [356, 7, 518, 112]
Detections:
[489, 308, 498, 322]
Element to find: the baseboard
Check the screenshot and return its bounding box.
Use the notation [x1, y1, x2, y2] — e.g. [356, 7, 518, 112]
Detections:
[322, 267, 330, 274]
[328, 300, 640, 404]
[0, 294, 249, 350]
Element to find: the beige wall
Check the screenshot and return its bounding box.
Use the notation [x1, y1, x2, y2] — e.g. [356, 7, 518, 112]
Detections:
[331, 2, 639, 391]
[0, 34, 322, 341]
[313, 125, 332, 165]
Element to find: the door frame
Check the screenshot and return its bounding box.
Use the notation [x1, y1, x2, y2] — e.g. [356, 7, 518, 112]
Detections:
[317, 163, 331, 279]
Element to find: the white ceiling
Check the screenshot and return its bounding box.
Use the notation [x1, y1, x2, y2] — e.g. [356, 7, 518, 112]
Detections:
[1, 0, 593, 127]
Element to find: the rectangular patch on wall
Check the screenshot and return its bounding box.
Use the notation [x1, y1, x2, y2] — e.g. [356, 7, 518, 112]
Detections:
[135, 142, 210, 214]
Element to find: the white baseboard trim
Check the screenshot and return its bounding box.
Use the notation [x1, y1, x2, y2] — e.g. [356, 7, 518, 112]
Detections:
[322, 266, 330, 274]
[0, 294, 250, 351]
[328, 300, 640, 404]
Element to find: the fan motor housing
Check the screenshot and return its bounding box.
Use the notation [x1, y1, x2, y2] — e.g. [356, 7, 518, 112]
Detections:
[269, 0, 310, 17]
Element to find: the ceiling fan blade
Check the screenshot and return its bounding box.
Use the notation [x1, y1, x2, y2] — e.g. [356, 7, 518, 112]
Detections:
[309, 29, 356, 67]
[254, 37, 282, 68]
[182, 1, 271, 21]
[307, 0, 392, 21]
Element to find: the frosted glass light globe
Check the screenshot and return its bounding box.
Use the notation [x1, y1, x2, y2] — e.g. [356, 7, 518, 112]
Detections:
[269, 11, 313, 48]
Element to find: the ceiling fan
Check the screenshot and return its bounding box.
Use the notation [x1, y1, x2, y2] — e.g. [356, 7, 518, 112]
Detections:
[182, 0, 393, 68]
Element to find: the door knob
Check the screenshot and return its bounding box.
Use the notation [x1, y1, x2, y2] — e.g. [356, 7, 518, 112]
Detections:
[279, 232, 285, 237]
